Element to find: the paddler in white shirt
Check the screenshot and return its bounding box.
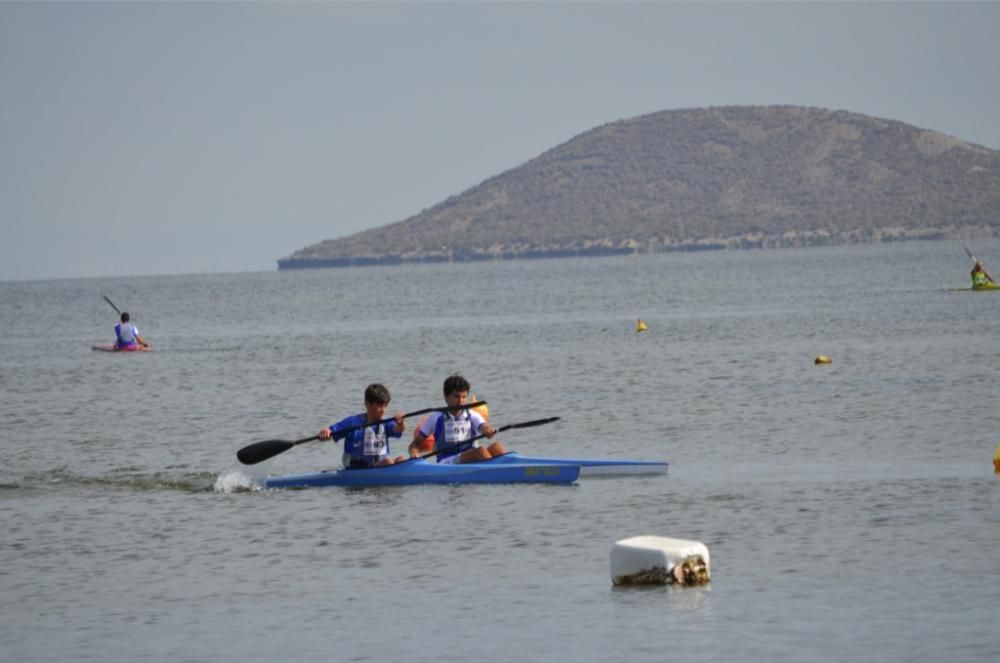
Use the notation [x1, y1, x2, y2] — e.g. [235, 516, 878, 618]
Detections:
[408, 375, 507, 463]
[114, 312, 148, 350]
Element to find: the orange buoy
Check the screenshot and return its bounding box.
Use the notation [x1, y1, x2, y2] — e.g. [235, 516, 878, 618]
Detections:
[469, 393, 489, 420]
[414, 415, 435, 451]
[994, 443, 1000, 474]
[636, 319, 648, 333]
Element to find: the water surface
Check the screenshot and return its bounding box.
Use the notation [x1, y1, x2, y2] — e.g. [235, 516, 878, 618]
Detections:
[1, 241, 998, 662]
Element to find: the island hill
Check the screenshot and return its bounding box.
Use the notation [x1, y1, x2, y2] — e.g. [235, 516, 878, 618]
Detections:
[278, 105, 1000, 269]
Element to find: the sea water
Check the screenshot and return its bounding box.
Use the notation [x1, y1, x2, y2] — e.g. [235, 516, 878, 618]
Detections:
[1, 240, 998, 662]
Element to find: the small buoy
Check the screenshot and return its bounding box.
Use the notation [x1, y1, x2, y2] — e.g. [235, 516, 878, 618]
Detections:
[994, 443, 1000, 474]
[610, 535, 710, 586]
[815, 355, 832, 365]
[469, 393, 489, 420]
[636, 319, 648, 333]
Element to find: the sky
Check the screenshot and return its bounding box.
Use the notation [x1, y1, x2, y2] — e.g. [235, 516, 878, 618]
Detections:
[2, 1, 999, 282]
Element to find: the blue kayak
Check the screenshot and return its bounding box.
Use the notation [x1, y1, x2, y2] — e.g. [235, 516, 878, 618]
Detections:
[263, 458, 579, 489]
[478, 452, 668, 477]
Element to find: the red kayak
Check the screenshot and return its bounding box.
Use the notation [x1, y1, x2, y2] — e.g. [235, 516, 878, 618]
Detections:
[91, 344, 153, 352]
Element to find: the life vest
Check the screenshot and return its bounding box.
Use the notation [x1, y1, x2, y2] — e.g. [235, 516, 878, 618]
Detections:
[972, 269, 989, 287]
[115, 323, 137, 347]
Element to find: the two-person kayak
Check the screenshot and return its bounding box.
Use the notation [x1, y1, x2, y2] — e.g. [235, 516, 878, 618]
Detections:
[261, 452, 668, 489]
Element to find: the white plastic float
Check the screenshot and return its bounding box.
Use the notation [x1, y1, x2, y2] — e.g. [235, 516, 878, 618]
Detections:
[610, 535, 711, 586]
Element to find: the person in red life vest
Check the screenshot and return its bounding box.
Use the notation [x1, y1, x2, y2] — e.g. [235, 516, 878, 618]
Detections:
[408, 375, 506, 463]
[318, 383, 407, 468]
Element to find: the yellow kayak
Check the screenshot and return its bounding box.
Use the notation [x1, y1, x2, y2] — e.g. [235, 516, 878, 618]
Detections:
[972, 282, 1000, 291]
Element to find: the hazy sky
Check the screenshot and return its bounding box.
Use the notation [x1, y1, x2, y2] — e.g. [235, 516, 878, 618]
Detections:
[3, 1, 998, 281]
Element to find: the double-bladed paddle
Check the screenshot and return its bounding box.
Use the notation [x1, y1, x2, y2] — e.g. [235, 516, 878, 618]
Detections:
[236, 401, 488, 465]
[417, 416, 560, 461]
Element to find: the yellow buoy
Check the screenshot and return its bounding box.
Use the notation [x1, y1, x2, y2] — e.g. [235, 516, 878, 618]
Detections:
[815, 355, 832, 365]
[636, 319, 648, 333]
[468, 393, 489, 420]
[994, 443, 1000, 474]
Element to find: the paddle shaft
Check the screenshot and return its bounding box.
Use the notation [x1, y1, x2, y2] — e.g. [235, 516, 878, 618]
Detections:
[102, 295, 122, 315]
[417, 416, 560, 461]
[320, 402, 490, 445]
[236, 402, 487, 465]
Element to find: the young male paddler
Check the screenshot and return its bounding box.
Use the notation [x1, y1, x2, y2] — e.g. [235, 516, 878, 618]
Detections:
[408, 375, 507, 463]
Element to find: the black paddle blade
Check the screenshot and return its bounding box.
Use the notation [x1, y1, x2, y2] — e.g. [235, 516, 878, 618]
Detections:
[237, 439, 295, 465]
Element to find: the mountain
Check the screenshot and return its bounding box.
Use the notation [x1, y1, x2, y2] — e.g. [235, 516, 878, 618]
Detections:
[278, 105, 1000, 269]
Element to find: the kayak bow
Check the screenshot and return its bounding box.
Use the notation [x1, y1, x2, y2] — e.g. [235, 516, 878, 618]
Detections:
[482, 452, 669, 477]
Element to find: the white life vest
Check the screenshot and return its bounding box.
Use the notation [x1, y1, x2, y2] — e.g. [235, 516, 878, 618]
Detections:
[116, 323, 137, 345]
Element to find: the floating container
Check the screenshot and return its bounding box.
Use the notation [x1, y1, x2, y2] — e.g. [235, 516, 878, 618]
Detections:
[610, 535, 711, 586]
[815, 355, 832, 365]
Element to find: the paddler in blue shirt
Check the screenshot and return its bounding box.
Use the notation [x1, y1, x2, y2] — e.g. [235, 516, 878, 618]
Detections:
[114, 312, 148, 350]
[407, 374, 507, 464]
[318, 383, 407, 468]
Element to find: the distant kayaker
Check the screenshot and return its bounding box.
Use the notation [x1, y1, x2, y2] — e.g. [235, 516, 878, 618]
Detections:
[971, 259, 994, 287]
[114, 312, 148, 350]
[318, 383, 407, 468]
[408, 375, 507, 463]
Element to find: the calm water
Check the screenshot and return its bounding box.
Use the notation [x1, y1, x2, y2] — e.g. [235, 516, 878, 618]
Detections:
[2, 241, 998, 662]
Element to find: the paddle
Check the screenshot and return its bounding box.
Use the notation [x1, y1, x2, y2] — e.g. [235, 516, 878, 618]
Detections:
[417, 416, 560, 461]
[236, 401, 488, 465]
[102, 294, 122, 315]
[963, 245, 996, 283]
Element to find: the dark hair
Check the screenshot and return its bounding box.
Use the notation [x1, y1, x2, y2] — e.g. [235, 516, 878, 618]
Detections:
[120, 312, 130, 322]
[364, 383, 391, 405]
[443, 374, 471, 396]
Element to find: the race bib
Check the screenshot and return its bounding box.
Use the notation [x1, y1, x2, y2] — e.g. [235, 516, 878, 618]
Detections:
[443, 418, 472, 445]
[362, 426, 387, 456]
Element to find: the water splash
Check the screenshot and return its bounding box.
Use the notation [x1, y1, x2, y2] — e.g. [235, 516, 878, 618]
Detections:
[212, 469, 262, 493]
